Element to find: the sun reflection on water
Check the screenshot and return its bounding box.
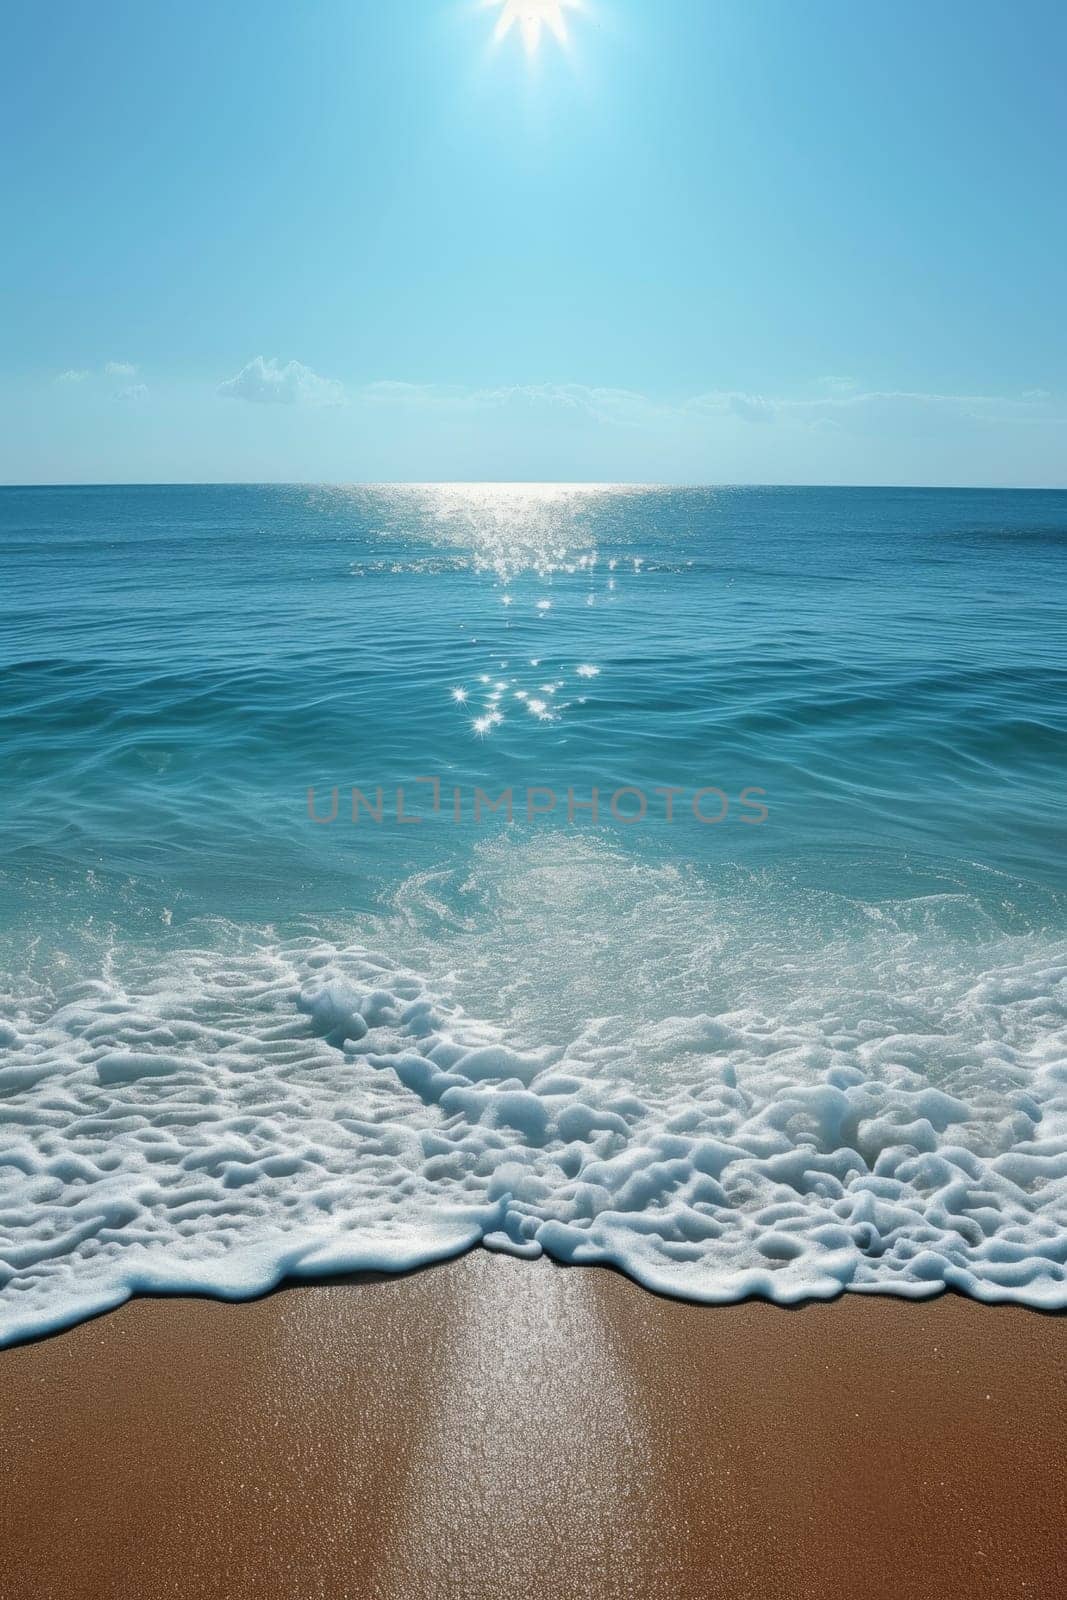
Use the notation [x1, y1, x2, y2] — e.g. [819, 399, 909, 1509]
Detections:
[322, 484, 659, 742]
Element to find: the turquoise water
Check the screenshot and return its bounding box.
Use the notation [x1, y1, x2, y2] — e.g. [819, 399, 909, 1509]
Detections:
[1, 484, 1065, 1339]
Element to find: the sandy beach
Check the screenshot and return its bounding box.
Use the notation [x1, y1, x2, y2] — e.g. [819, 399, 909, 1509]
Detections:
[1, 1252, 1062, 1600]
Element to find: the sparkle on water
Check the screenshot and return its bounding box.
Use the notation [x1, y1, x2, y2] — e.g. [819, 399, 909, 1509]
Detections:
[346, 485, 633, 742]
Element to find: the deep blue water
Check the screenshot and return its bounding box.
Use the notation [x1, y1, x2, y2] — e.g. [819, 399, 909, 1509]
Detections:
[1, 484, 1065, 1338]
[3, 484, 1065, 934]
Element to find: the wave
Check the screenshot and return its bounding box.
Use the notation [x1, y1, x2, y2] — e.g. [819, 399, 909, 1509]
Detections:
[2, 869, 1065, 1345]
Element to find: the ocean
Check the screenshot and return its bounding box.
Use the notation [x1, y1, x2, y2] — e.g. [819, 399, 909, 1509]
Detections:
[1, 483, 1065, 1342]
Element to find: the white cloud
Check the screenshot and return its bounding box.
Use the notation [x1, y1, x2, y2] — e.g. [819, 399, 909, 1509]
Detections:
[361, 380, 665, 428]
[349, 378, 1064, 471]
[56, 362, 139, 383]
[115, 383, 149, 402]
[476, 383, 657, 426]
[361, 377, 1060, 430]
[218, 357, 346, 407]
[687, 386, 1061, 430]
[688, 391, 777, 423]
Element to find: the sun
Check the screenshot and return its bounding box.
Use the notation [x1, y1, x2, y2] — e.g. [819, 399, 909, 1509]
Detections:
[490, 0, 580, 53]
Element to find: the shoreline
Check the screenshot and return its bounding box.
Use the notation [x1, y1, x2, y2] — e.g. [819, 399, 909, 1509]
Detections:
[4, 1243, 1065, 1359]
[1, 1249, 1063, 1600]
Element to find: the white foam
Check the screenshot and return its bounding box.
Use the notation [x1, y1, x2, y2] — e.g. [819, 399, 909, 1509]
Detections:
[1, 863, 1065, 1343]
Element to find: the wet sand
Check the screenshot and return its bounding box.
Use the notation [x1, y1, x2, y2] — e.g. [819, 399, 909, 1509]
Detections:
[0, 1250, 1063, 1600]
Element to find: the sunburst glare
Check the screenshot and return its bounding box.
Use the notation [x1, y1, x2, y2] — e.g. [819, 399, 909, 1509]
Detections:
[489, 0, 581, 54]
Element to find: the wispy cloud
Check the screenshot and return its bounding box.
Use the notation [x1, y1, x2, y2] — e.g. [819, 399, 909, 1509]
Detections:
[361, 380, 662, 427]
[114, 383, 149, 403]
[56, 361, 139, 384]
[758, 387, 1061, 428]
[356, 378, 1062, 432]
[687, 391, 778, 423]
[218, 357, 346, 407]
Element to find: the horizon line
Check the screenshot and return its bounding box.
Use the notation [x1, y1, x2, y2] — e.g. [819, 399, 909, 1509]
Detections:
[3, 479, 1067, 493]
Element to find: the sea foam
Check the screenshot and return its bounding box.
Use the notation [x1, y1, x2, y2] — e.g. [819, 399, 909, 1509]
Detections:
[1, 901, 1065, 1345]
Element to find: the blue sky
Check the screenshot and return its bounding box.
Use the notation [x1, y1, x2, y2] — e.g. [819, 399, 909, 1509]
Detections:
[2, 0, 1065, 485]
